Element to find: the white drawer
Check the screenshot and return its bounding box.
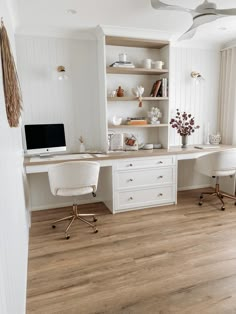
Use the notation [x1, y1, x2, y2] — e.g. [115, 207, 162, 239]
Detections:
[116, 156, 174, 170]
[116, 185, 174, 211]
[116, 167, 174, 189]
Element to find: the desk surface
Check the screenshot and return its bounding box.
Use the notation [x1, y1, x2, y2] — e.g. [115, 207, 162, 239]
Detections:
[24, 145, 234, 167]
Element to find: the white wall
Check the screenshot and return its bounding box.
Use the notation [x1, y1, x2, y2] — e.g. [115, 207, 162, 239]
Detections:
[16, 35, 103, 210]
[169, 46, 220, 146]
[0, 1, 29, 313]
[169, 46, 220, 190]
[15, 35, 101, 152]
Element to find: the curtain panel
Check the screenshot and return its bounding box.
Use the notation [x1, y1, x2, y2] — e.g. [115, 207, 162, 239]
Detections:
[218, 47, 236, 145]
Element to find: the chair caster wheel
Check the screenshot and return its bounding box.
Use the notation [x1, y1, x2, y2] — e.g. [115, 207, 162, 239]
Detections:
[65, 234, 70, 239]
[93, 217, 97, 222]
[199, 202, 202, 206]
[94, 229, 98, 233]
[200, 195, 203, 199]
[52, 225, 56, 229]
[221, 207, 225, 211]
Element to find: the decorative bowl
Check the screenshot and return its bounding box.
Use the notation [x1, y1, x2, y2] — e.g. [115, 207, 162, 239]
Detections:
[112, 116, 122, 126]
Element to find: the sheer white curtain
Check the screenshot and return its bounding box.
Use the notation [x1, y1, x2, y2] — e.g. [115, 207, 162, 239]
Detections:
[218, 47, 236, 145]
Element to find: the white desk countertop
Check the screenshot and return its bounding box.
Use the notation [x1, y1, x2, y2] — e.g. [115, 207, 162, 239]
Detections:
[24, 145, 234, 174]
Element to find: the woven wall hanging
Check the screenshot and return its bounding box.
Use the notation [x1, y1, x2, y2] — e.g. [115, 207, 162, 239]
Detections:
[0, 18, 22, 127]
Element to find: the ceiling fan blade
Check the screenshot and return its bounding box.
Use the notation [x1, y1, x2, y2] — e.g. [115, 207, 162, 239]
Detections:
[178, 28, 197, 41]
[151, 0, 190, 12]
[178, 14, 221, 41]
[215, 8, 236, 15]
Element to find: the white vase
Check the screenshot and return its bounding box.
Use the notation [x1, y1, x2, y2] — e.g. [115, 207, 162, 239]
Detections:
[79, 143, 85, 152]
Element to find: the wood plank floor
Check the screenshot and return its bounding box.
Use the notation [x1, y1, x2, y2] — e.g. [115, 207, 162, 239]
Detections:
[27, 189, 236, 314]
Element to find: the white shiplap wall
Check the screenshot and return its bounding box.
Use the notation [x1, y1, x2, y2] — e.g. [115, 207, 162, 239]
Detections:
[169, 46, 220, 189]
[16, 35, 103, 210]
[16, 35, 101, 152]
[169, 46, 220, 146]
[0, 1, 29, 313]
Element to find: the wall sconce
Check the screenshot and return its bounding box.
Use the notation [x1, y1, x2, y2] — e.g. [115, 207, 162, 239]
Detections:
[57, 66, 68, 80]
[191, 71, 204, 84]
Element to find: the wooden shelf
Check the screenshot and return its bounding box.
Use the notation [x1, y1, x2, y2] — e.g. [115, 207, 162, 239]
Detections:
[107, 97, 169, 102]
[108, 124, 168, 128]
[105, 36, 169, 49]
[106, 67, 168, 75]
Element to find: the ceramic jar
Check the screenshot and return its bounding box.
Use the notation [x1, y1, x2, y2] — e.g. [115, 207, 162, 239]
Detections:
[209, 134, 221, 145]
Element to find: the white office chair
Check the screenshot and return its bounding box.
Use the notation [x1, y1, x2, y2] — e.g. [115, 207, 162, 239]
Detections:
[48, 161, 100, 239]
[195, 149, 236, 211]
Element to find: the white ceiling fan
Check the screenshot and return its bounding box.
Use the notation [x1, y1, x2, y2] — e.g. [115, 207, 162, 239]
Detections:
[151, 0, 236, 40]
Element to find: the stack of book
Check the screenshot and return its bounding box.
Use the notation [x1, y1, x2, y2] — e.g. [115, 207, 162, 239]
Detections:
[150, 78, 168, 97]
[126, 117, 147, 125]
[109, 61, 135, 68]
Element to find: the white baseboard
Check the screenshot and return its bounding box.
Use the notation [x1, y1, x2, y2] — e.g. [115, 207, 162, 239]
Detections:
[31, 198, 103, 211]
[178, 184, 211, 192]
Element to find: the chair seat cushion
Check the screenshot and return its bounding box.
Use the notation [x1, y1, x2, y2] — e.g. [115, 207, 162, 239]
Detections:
[213, 169, 236, 177]
[56, 186, 93, 196]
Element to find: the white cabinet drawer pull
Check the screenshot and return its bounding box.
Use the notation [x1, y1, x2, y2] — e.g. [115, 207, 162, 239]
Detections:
[129, 197, 133, 200]
[157, 161, 163, 164]
[129, 178, 134, 182]
[158, 176, 163, 179]
[129, 163, 133, 167]
[158, 193, 163, 197]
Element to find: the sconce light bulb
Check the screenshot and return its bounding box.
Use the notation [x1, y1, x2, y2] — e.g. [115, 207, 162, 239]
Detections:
[191, 71, 204, 83]
[57, 66, 68, 80]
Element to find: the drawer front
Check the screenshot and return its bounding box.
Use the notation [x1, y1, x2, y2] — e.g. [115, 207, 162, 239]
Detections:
[117, 168, 174, 189]
[116, 156, 174, 170]
[116, 186, 174, 210]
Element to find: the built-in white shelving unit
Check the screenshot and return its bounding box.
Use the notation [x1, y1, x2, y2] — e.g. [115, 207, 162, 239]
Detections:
[103, 35, 170, 150]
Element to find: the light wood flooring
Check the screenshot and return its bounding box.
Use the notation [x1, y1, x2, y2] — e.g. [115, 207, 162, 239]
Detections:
[27, 189, 236, 314]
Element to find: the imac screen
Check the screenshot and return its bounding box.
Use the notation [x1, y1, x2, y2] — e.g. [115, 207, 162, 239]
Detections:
[24, 124, 66, 154]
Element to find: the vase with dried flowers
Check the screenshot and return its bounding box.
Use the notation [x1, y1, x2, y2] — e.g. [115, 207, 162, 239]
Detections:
[170, 109, 200, 148]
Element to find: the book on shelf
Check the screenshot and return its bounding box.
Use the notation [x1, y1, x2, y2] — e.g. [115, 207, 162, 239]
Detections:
[126, 117, 147, 125]
[161, 78, 168, 97]
[109, 61, 135, 68]
[127, 120, 147, 125]
[150, 81, 156, 96]
[150, 78, 168, 97]
[153, 80, 162, 97]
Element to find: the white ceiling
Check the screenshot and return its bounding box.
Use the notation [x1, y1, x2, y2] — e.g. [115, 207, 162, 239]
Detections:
[8, 0, 236, 46]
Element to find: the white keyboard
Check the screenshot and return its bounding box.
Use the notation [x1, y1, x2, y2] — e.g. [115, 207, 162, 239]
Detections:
[30, 154, 94, 162]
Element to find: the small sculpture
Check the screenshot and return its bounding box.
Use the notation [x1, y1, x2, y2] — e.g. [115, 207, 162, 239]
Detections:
[132, 85, 144, 107]
[116, 86, 124, 97]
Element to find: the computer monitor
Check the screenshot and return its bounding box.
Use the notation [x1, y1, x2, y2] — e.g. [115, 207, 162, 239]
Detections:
[24, 123, 66, 155]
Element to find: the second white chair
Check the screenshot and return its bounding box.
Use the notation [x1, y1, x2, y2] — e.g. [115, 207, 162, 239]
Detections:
[195, 149, 236, 211]
[48, 161, 100, 239]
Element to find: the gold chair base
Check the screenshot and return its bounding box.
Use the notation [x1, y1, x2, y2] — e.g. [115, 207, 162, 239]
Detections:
[199, 183, 236, 211]
[52, 204, 98, 239]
